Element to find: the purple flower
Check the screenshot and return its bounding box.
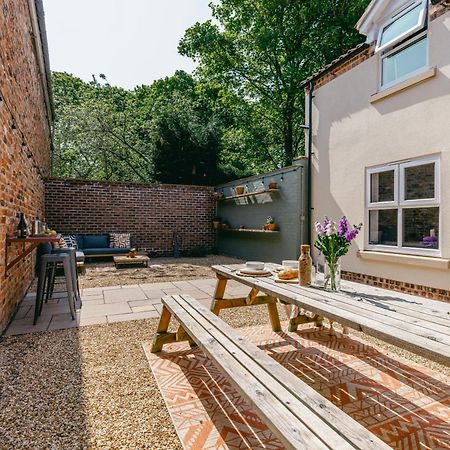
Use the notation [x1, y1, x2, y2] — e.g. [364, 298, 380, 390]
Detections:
[344, 229, 357, 242]
[338, 217, 349, 236]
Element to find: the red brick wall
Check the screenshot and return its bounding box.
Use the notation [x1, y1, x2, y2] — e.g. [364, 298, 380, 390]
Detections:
[0, 1, 52, 332]
[44, 178, 216, 256]
[342, 271, 450, 303]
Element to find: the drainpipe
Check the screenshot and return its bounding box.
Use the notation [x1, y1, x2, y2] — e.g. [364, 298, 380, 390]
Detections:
[306, 81, 314, 246]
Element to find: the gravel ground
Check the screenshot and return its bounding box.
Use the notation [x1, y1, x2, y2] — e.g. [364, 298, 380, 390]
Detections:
[79, 255, 243, 289]
[1, 274, 448, 449]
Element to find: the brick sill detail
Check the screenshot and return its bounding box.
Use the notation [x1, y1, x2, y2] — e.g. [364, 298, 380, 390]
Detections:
[357, 250, 450, 270]
[369, 66, 437, 104]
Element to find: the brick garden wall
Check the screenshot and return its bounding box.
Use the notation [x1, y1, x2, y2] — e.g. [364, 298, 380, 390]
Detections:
[44, 178, 216, 256]
[0, 1, 52, 332]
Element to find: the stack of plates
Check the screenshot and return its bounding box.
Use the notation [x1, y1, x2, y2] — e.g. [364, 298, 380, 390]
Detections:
[238, 261, 272, 277]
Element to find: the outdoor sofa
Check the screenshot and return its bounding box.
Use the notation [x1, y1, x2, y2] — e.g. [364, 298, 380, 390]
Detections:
[60, 233, 132, 261]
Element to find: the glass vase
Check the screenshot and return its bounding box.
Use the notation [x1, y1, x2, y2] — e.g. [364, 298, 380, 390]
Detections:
[324, 260, 341, 291]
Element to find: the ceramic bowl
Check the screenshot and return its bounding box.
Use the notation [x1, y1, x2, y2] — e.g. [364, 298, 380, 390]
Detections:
[246, 261, 265, 271]
[282, 260, 298, 269]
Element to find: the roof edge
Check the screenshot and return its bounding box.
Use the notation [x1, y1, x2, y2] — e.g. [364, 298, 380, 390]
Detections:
[299, 42, 370, 90]
[27, 0, 54, 124]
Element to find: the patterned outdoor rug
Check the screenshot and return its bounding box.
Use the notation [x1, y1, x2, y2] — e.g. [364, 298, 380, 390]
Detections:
[143, 325, 450, 449]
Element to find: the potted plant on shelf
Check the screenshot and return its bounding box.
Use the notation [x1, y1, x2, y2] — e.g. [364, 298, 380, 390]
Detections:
[269, 181, 278, 190]
[213, 191, 223, 200]
[129, 247, 137, 258]
[212, 217, 221, 229]
[266, 216, 276, 231]
[235, 186, 245, 195]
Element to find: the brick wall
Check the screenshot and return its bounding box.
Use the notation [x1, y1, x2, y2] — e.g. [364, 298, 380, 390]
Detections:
[0, 0, 52, 332]
[342, 271, 450, 303]
[44, 178, 216, 256]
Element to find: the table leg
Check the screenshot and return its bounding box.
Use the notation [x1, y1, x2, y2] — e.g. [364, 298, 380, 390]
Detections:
[266, 296, 281, 332]
[210, 275, 228, 316]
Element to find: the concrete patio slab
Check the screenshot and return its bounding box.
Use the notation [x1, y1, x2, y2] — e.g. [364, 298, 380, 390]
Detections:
[104, 287, 146, 303]
[2, 278, 242, 336]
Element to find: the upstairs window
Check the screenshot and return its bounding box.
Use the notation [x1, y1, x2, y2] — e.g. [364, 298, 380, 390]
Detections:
[376, 1, 428, 52]
[376, 0, 428, 89]
[367, 155, 440, 256]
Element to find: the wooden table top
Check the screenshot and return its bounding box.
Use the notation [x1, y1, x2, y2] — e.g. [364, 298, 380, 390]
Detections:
[212, 263, 450, 366]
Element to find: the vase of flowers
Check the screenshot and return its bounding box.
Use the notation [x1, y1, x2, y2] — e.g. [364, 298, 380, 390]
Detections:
[314, 217, 362, 291]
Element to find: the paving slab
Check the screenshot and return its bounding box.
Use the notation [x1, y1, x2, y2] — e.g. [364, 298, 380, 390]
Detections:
[81, 302, 132, 318]
[4, 316, 51, 336]
[104, 287, 146, 303]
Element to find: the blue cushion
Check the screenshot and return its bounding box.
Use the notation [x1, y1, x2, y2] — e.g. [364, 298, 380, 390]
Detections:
[83, 235, 109, 249]
[83, 247, 130, 256]
[75, 235, 84, 249]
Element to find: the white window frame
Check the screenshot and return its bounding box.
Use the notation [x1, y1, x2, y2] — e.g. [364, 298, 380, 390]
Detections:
[375, 0, 428, 53]
[380, 32, 429, 90]
[366, 165, 399, 208]
[366, 155, 441, 257]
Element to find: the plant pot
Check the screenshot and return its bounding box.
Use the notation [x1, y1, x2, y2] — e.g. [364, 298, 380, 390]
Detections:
[235, 186, 245, 195]
[213, 221, 221, 230]
[129, 251, 137, 258]
[213, 192, 223, 200]
[266, 223, 276, 231]
[269, 182, 278, 190]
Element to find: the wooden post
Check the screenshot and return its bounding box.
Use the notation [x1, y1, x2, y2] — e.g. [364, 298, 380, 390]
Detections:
[211, 274, 228, 315]
[266, 296, 281, 332]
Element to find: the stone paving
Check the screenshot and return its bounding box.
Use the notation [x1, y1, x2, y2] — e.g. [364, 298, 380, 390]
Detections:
[4, 278, 251, 336]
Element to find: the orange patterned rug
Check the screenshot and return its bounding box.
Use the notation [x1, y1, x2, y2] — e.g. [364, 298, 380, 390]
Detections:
[143, 325, 450, 449]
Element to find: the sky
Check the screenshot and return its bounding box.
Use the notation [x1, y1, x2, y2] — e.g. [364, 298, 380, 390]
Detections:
[42, 0, 212, 89]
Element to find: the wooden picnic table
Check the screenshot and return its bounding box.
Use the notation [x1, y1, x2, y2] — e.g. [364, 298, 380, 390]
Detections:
[211, 263, 450, 366]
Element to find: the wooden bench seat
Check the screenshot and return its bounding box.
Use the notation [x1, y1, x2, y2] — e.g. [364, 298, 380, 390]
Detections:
[151, 294, 390, 450]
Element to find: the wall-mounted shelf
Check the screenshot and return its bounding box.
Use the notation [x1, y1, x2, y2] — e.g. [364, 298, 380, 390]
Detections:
[5, 234, 61, 276]
[220, 228, 280, 234]
[218, 189, 280, 201]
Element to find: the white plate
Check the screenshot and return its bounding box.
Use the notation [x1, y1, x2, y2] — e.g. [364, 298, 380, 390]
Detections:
[239, 268, 272, 275]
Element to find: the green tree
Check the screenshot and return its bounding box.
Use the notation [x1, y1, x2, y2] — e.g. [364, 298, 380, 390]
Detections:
[180, 0, 370, 167]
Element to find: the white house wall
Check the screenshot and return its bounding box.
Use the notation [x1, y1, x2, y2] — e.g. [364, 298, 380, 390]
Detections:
[309, 11, 450, 290]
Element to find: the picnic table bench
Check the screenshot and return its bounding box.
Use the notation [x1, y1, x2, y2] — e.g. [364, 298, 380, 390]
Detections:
[151, 294, 390, 449]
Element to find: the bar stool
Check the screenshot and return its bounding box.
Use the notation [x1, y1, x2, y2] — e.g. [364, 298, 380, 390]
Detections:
[34, 253, 76, 325]
[46, 247, 82, 308]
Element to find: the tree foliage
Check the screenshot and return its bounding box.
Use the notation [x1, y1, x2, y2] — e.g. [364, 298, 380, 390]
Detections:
[52, 0, 370, 182]
[180, 0, 369, 167]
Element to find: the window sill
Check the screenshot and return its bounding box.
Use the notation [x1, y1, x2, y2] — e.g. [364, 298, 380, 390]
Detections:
[370, 66, 437, 104]
[357, 250, 450, 270]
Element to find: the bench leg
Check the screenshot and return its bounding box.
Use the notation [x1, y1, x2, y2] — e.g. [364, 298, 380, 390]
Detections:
[151, 306, 177, 352]
[176, 325, 197, 348]
[211, 275, 228, 316]
[288, 310, 324, 332]
[266, 297, 281, 332]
